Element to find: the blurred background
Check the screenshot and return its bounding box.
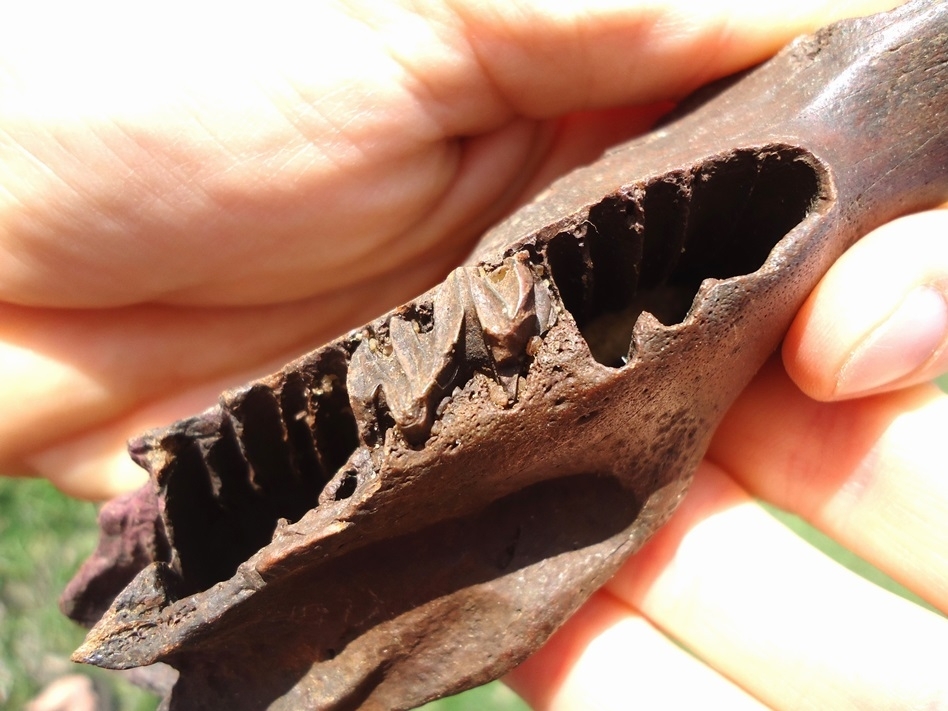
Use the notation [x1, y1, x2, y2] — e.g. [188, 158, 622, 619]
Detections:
[3, 374, 946, 710]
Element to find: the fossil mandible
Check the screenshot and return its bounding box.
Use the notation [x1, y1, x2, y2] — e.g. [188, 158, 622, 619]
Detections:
[62, 2, 948, 709]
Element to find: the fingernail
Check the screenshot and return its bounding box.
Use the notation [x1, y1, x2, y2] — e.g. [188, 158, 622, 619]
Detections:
[836, 286, 948, 397]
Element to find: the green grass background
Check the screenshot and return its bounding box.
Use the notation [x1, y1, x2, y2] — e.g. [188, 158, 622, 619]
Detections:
[2, 375, 946, 709]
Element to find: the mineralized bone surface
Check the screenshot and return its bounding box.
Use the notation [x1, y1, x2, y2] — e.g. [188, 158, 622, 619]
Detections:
[63, 2, 948, 709]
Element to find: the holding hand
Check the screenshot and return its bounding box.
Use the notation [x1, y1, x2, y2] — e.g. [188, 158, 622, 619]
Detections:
[1, 2, 944, 709]
[0, 0, 904, 499]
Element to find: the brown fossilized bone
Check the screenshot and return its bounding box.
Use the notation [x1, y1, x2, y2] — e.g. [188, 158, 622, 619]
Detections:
[62, 2, 948, 709]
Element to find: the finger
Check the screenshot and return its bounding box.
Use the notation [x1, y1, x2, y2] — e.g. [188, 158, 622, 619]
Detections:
[21, 350, 299, 500]
[783, 209, 948, 401]
[708, 357, 948, 614]
[0, 252, 451, 478]
[506, 590, 767, 711]
[606, 461, 948, 711]
[0, 301, 342, 473]
[445, 0, 901, 119]
[511, 104, 676, 209]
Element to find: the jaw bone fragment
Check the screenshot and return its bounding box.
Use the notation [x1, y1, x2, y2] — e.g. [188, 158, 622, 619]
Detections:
[62, 2, 948, 709]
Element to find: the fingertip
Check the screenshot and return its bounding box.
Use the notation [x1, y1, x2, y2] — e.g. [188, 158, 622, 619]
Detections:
[507, 586, 766, 711]
[783, 210, 948, 401]
[39, 449, 148, 502]
[834, 286, 948, 397]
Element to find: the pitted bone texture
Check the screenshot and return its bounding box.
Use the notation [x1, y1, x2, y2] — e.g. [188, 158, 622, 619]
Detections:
[63, 3, 947, 710]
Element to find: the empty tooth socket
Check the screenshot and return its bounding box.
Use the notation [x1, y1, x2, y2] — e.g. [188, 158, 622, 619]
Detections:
[157, 432, 243, 594]
[150, 348, 362, 594]
[197, 415, 277, 566]
[585, 194, 645, 319]
[543, 147, 821, 367]
[279, 370, 329, 495]
[307, 350, 360, 473]
[544, 231, 595, 327]
[223, 385, 315, 525]
[638, 177, 690, 292]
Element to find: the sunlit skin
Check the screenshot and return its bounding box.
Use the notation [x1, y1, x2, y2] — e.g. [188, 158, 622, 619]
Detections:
[2, 1, 945, 708]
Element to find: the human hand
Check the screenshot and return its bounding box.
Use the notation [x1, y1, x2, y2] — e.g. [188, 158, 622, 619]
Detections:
[506, 208, 948, 708]
[4, 1, 945, 708]
[0, 0, 906, 499]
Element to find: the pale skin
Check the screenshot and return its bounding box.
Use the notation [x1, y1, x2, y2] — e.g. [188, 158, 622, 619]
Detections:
[2, 1, 946, 708]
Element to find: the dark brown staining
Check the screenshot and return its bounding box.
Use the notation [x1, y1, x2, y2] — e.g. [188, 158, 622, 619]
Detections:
[305, 350, 361, 476]
[159, 429, 233, 594]
[227, 386, 311, 521]
[546, 148, 820, 366]
[155, 351, 360, 595]
[201, 416, 275, 576]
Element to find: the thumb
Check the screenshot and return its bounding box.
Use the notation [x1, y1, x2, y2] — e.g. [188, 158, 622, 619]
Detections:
[783, 209, 948, 401]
